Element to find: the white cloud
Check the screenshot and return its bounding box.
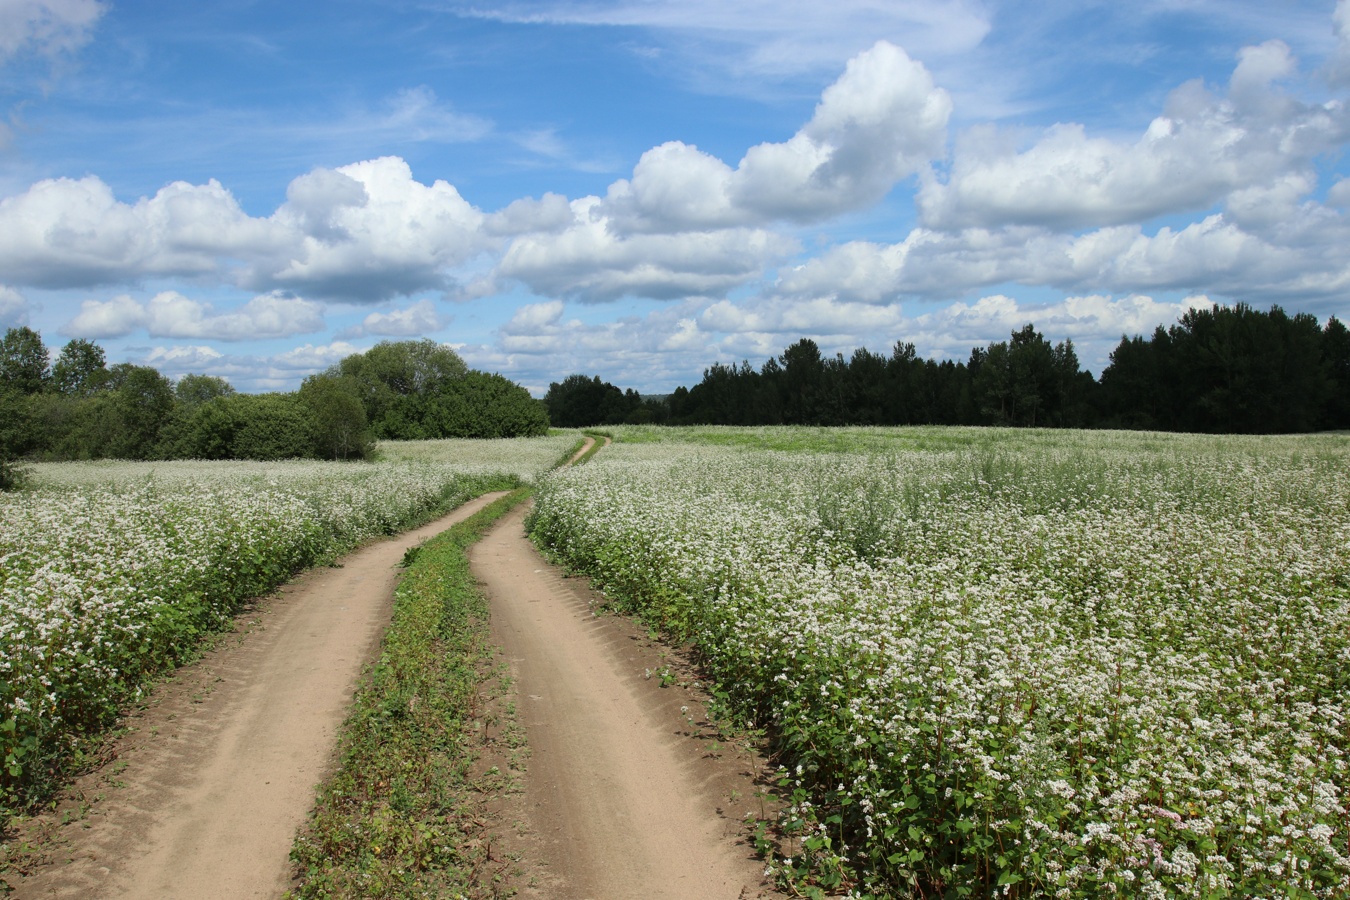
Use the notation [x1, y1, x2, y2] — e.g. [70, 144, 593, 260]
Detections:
[358, 299, 446, 336]
[692, 290, 1220, 375]
[454, 0, 990, 81]
[777, 191, 1350, 306]
[0, 157, 492, 303]
[136, 342, 370, 392]
[0, 176, 284, 287]
[143, 344, 224, 372]
[906, 293, 1215, 347]
[270, 341, 363, 372]
[483, 296, 731, 392]
[0, 0, 104, 62]
[152, 291, 325, 340]
[64, 290, 323, 340]
[1329, 177, 1350, 208]
[64, 294, 148, 338]
[264, 157, 491, 301]
[701, 295, 908, 336]
[504, 299, 565, 331]
[496, 196, 797, 302]
[1331, 0, 1350, 87]
[0, 285, 30, 327]
[919, 40, 1349, 230]
[604, 42, 950, 231]
[487, 42, 946, 303]
[485, 193, 574, 236]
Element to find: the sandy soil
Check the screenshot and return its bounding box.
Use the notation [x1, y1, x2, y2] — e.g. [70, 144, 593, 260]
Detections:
[471, 503, 787, 900]
[5, 491, 507, 900]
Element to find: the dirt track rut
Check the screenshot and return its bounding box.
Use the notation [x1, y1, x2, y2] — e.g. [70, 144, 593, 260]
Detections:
[9, 492, 506, 900]
[471, 504, 784, 899]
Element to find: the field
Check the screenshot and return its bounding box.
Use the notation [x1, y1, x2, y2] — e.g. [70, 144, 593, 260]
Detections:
[0, 434, 579, 815]
[528, 426, 1350, 898]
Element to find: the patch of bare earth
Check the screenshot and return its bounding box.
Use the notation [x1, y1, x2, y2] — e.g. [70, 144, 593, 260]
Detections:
[4, 492, 507, 900]
[470, 503, 788, 900]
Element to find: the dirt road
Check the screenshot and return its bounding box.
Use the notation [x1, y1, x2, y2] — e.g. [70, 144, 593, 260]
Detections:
[472, 504, 785, 900]
[8, 492, 507, 900]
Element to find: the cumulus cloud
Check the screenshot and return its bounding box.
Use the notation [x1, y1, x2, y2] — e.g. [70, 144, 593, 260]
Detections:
[919, 40, 1350, 230]
[694, 290, 1220, 374]
[270, 341, 363, 372]
[483, 286, 1221, 394]
[0, 0, 104, 62]
[0, 285, 30, 327]
[143, 344, 225, 373]
[64, 290, 325, 340]
[496, 197, 797, 302]
[356, 298, 447, 336]
[264, 157, 491, 301]
[0, 157, 493, 303]
[778, 190, 1350, 306]
[63, 294, 148, 338]
[483, 296, 732, 392]
[701, 295, 907, 337]
[485, 43, 948, 303]
[1331, 0, 1350, 87]
[905, 293, 1215, 348]
[604, 42, 950, 232]
[1329, 177, 1350, 208]
[136, 341, 381, 392]
[485, 193, 574, 236]
[0, 176, 285, 287]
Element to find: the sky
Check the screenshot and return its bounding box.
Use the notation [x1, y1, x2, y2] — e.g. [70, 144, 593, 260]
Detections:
[1, 0, 1349, 395]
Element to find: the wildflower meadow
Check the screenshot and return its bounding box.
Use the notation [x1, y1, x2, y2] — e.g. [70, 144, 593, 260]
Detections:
[0, 435, 576, 816]
[529, 426, 1350, 898]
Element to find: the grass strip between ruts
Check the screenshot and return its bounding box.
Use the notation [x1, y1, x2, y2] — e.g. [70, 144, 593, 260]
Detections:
[287, 488, 531, 899]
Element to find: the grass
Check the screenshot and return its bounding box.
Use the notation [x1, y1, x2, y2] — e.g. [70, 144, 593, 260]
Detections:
[287, 489, 531, 899]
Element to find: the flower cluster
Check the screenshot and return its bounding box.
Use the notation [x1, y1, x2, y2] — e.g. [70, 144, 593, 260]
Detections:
[529, 426, 1350, 898]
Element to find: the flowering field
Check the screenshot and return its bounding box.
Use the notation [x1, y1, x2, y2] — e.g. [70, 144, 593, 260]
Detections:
[529, 426, 1350, 898]
[1, 434, 576, 816]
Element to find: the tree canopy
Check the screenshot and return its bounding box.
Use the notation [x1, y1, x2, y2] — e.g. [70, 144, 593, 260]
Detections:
[0, 334, 547, 474]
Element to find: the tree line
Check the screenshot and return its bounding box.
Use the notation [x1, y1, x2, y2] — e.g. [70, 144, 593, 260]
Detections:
[0, 331, 547, 486]
[545, 304, 1350, 433]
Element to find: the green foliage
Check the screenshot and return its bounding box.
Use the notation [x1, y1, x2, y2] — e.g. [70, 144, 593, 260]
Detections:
[0, 327, 49, 395]
[330, 340, 546, 440]
[174, 373, 235, 409]
[107, 364, 177, 458]
[424, 370, 549, 437]
[234, 394, 319, 460]
[335, 339, 468, 435]
[545, 373, 654, 427]
[288, 489, 532, 899]
[1099, 303, 1338, 433]
[51, 339, 108, 397]
[971, 326, 1088, 428]
[661, 305, 1344, 434]
[0, 391, 32, 490]
[300, 374, 374, 460]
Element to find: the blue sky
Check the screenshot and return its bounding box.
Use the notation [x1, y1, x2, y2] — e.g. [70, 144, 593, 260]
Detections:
[2, 0, 1349, 395]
